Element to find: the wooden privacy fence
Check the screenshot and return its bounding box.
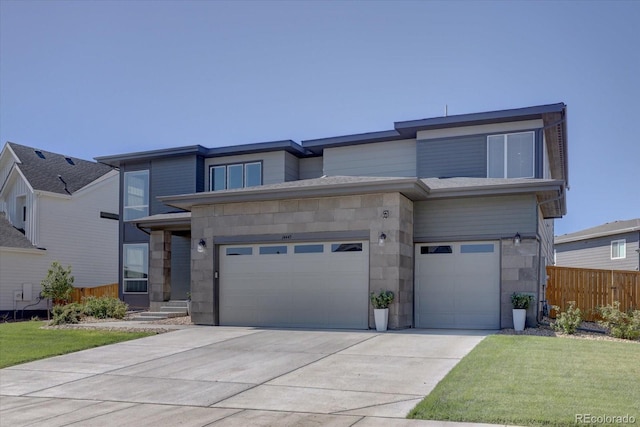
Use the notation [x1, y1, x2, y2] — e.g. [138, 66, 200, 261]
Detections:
[69, 283, 119, 303]
[546, 266, 640, 321]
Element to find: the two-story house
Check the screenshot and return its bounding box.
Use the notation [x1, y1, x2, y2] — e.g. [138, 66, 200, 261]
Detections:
[0, 142, 119, 314]
[555, 219, 640, 271]
[96, 103, 568, 329]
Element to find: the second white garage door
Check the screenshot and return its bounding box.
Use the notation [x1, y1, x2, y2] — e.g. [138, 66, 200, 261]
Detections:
[415, 241, 500, 329]
[220, 241, 369, 329]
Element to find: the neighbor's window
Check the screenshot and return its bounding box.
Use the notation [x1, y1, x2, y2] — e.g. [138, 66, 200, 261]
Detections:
[210, 162, 262, 191]
[123, 243, 148, 293]
[487, 131, 535, 178]
[123, 170, 149, 221]
[611, 239, 626, 259]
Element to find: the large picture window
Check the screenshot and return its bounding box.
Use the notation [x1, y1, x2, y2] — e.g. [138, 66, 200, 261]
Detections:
[123, 170, 149, 221]
[487, 131, 535, 178]
[210, 162, 262, 191]
[123, 243, 148, 293]
[611, 239, 626, 259]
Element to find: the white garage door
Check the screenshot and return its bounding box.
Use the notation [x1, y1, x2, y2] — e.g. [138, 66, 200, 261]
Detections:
[220, 241, 369, 329]
[415, 241, 500, 329]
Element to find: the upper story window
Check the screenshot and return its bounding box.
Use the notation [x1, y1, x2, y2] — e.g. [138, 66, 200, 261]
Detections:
[210, 162, 262, 191]
[611, 239, 626, 259]
[487, 131, 535, 178]
[123, 170, 149, 221]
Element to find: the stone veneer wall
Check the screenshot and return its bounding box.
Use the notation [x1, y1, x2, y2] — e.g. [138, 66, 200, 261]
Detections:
[149, 230, 171, 311]
[190, 192, 414, 329]
[500, 238, 540, 328]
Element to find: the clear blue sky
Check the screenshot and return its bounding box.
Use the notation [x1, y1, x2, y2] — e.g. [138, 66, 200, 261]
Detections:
[1, 0, 638, 236]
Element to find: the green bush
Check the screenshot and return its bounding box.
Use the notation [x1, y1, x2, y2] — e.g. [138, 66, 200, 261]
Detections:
[552, 301, 582, 334]
[597, 301, 640, 340]
[370, 290, 394, 309]
[83, 296, 128, 319]
[50, 303, 84, 325]
[511, 292, 534, 309]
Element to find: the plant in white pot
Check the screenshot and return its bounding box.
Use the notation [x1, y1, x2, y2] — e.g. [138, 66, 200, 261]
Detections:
[511, 292, 534, 331]
[370, 290, 394, 331]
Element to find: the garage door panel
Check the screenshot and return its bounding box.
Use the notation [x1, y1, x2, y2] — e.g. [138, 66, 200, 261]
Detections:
[415, 241, 500, 330]
[220, 241, 369, 329]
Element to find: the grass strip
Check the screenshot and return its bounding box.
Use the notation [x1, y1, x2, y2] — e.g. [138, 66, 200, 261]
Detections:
[408, 335, 640, 427]
[0, 321, 156, 368]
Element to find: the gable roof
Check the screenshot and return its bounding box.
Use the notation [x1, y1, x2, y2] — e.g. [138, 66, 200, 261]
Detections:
[4, 142, 115, 195]
[0, 213, 38, 249]
[555, 219, 640, 244]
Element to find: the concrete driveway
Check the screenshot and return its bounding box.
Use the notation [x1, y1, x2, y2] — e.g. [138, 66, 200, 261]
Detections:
[1, 326, 494, 426]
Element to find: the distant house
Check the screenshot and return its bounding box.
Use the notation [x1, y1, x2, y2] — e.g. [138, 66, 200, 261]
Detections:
[0, 142, 119, 314]
[98, 103, 568, 330]
[554, 219, 640, 271]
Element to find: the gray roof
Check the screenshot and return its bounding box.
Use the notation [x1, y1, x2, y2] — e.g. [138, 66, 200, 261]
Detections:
[555, 219, 640, 244]
[0, 213, 38, 249]
[159, 175, 564, 218]
[6, 142, 115, 195]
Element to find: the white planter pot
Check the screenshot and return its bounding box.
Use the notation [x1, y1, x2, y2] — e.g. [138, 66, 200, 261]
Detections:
[512, 308, 526, 331]
[374, 308, 389, 331]
[187, 301, 192, 316]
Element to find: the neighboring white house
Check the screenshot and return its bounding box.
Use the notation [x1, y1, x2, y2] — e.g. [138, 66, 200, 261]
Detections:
[0, 142, 119, 314]
[555, 219, 640, 271]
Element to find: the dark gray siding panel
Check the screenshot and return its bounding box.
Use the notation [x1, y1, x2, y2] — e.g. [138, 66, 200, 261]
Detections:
[151, 156, 196, 214]
[555, 232, 640, 271]
[414, 195, 537, 240]
[284, 152, 299, 182]
[299, 157, 324, 179]
[417, 135, 486, 178]
[170, 235, 191, 299]
[538, 210, 555, 263]
[195, 156, 205, 193]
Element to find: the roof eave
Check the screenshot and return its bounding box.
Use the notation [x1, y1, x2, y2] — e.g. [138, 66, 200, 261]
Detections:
[95, 145, 209, 167]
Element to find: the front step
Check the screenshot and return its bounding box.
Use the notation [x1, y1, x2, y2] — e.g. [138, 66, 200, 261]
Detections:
[130, 300, 189, 321]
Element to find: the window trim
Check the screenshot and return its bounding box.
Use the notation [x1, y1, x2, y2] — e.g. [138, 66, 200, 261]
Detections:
[123, 243, 149, 294]
[611, 239, 626, 260]
[209, 161, 263, 191]
[123, 170, 149, 221]
[486, 131, 535, 179]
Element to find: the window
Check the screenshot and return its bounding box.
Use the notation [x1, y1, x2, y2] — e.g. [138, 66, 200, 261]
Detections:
[210, 162, 262, 191]
[123, 244, 148, 293]
[611, 239, 626, 259]
[260, 245, 287, 255]
[461, 244, 494, 253]
[123, 170, 149, 221]
[420, 245, 453, 254]
[295, 244, 324, 254]
[226, 247, 253, 256]
[331, 243, 363, 252]
[487, 131, 535, 178]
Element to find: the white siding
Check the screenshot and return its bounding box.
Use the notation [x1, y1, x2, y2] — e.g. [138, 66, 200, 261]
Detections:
[36, 172, 119, 288]
[0, 248, 50, 311]
[204, 151, 287, 189]
[1, 173, 37, 243]
[323, 139, 416, 177]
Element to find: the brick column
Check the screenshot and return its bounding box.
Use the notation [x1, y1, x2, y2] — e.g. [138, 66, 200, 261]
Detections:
[149, 230, 171, 308]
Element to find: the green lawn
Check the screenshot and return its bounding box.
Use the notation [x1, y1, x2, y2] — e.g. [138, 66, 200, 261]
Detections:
[0, 321, 156, 368]
[409, 335, 640, 427]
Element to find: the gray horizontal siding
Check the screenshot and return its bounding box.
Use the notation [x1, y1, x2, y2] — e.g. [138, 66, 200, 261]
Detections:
[323, 139, 416, 177]
[151, 156, 197, 214]
[299, 157, 324, 180]
[555, 232, 640, 271]
[414, 195, 537, 240]
[417, 135, 486, 178]
[284, 152, 299, 182]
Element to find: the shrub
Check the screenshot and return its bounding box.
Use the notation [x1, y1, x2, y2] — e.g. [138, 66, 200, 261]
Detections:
[511, 293, 534, 309]
[597, 301, 640, 340]
[83, 296, 128, 319]
[370, 290, 394, 309]
[552, 301, 582, 334]
[50, 303, 84, 325]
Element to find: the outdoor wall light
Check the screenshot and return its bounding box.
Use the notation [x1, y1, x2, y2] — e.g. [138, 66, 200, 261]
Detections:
[379, 232, 387, 247]
[513, 233, 521, 246]
[197, 238, 207, 253]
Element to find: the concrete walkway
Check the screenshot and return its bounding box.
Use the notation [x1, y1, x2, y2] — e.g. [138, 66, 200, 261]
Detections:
[0, 325, 509, 426]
